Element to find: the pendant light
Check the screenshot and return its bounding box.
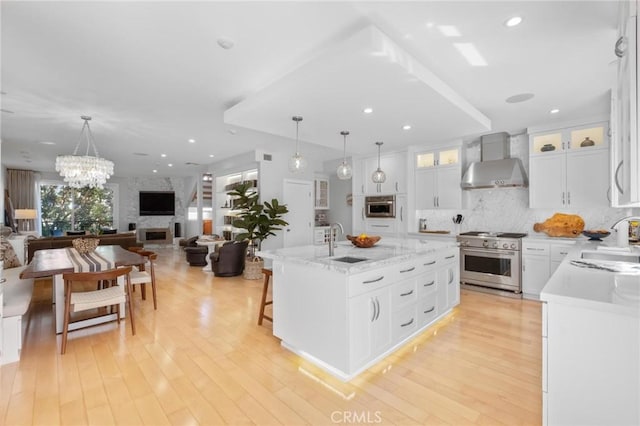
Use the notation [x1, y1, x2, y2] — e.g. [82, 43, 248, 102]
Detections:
[288, 116, 307, 173]
[336, 131, 352, 180]
[371, 141, 386, 183]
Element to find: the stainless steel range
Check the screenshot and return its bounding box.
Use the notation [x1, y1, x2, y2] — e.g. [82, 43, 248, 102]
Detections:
[457, 231, 527, 296]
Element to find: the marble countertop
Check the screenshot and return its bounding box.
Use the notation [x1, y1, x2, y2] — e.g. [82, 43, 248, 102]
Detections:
[257, 238, 457, 274]
[540, 240, 640, 317]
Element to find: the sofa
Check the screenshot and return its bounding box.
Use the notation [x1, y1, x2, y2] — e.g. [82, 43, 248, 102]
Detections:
[27, 232, 142, 263]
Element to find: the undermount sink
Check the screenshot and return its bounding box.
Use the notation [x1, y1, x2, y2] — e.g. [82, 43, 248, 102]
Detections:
[581, 250, 640, 263]
[331, 256, 368, 264]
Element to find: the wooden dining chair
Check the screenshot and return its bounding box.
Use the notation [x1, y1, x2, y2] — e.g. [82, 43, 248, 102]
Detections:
[127, 248, 158, 309]
[61, 266, 135, 354]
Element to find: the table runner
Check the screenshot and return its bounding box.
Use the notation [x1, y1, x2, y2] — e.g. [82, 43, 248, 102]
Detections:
[65, 247, 114, 272]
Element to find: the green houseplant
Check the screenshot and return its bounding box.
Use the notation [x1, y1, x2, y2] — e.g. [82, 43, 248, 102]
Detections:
[227, 181, 289, 278]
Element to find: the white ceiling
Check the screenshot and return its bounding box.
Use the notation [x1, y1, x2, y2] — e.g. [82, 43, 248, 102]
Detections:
[0, 1, 619, 178]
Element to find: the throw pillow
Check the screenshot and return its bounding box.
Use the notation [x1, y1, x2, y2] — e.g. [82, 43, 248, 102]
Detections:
[0, 240, 22, 268]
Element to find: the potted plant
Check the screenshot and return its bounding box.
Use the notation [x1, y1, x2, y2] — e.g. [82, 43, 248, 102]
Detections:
[227, 181, 289, 279]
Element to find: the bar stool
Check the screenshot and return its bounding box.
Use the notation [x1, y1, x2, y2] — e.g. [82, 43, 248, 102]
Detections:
[258, 268, 273, 325]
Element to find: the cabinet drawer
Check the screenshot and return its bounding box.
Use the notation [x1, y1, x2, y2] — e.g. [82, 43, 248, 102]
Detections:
[523, 242, 549, 256]
[396, 260, 422, 280]
[420, 255, 438, 272]
[417, 271, 437, 298]
[365, 219, 397, 235]
[348, 269, 394, 297]
[391, 279, 417, 309]
[439, 250, 458, 264]
[418, 292, 438, 326]
[550, 243, 574, 262]
[392, 305, 418, 342]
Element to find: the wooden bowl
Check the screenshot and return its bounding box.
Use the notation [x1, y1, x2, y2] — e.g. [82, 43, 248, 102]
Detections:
[346, 235, 381, 248]
[72, 237, 100, 254]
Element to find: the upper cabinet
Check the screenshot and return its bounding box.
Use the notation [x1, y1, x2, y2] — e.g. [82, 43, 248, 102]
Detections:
[528, 121, 610, 208]
[414, 146, 462, 210]
[611, 0, 639, 206]
[354, 151, 407, 195]
[314, 177, 329, 209]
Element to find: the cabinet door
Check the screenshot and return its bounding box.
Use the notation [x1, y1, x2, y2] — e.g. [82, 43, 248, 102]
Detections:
[396, 195, 407, 235]
[436, 167, 462, 209]
[566, 149, 609, 207]
[352, 196, 366, 235]
[522, 255, 550, 299]
[352, 158, 366, 196]
[530, 155, 566, 208]
[365, 153, 405, 194]
[372, 288, 392, 355]
[349, 287, 391, 369]
[314, 179, 329, 209]
[415, 169, 437, 209]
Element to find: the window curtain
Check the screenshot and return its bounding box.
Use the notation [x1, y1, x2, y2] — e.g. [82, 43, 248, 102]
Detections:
[7, 168, 36, 232]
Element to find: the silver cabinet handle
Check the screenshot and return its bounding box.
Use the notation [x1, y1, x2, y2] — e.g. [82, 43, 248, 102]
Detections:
[400, 318, 414, 327]
[395, 182, 399, 192]
[562, 192, 565, 205]
[424, 261, 436, 266]
[375, 297, 381, 321]
[423, 280, 435, 287]
[567, 191, 571, 205]
[615, 161, 624, 195]
[615, 35, 627, 58]
[448, 269, 454, 284]
[400, 206, 403, 222]
[371, 298, 376, 322]
[445, 255, 455, 259]
[361, 184, 365, 194]
[400, 289, 414, 297]
[361, 207, 365, 221]
[433, 196, 437, 207]
[363, 276, 384, 284]
[400, 266, 416, 273]
[423, 306, 435, 314]
[436, 196, 439, 207]
[371, 224, 388, 228]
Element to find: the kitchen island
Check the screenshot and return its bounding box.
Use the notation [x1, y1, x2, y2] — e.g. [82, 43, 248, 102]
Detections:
[258, 238, 459, 381]
[540, 241, 640, 425]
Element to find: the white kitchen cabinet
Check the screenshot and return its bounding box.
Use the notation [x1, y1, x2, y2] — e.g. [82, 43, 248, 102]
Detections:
[611, 0, 639, 207]
[396, 194, 407, 235]
[365, 218, 396, 236]
[361, 151, 407, 195]
[314, 177, 329, 209]
[529, 122, 609, 208]
[349, 286, 391, 368]
[352, 196, 365, 235]
[522, 240, 574, 300]
[414, 147, 462, 210]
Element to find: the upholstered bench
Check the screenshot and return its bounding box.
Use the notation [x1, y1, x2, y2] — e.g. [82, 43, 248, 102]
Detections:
[2, 265, 34, 365]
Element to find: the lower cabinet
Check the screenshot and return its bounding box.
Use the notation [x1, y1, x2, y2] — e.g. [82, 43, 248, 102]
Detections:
[349, 286, 391, 368]
[522, 239, 574, 300]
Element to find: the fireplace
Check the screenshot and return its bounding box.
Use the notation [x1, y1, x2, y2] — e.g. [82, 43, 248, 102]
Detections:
[138, 227, 172, 244]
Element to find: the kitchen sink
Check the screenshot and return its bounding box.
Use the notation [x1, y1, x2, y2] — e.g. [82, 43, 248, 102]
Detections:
[581, 250, 640, 263]
[331, 256, 368, 264]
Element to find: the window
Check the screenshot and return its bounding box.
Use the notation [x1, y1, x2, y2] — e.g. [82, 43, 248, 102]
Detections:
[39, 181, 119, 236]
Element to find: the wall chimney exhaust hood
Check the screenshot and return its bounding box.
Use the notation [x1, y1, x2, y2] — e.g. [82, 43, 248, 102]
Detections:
[461, 132, 528, 189]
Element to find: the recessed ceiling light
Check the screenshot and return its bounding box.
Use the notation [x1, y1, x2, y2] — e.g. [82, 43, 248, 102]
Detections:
[39, 141, 56, 145]
[363, 107, 373, 114]
[505, 16, 523, 27]
[161, 153, 167, 158]
[550, 108, 560, 114]
[454, 43, 488, 66]
[403, 125, 412, 130]
[209, 154, 215, 158]
[168, 163, 173, 167]
[505, 93, 535, 103]
[217, 37, 235, 50]
[152, 169, 157, 173]
[188, 139, 195, 143]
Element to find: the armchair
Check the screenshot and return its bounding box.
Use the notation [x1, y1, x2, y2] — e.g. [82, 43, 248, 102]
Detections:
[210, 241, 248, 277]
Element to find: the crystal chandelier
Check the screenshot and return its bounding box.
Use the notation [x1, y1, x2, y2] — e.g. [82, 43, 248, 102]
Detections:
[371, 141, 386, 183]
[336, 131, 352, 180]
[288, 116, 307, 173]
[55, 116, 114, 188]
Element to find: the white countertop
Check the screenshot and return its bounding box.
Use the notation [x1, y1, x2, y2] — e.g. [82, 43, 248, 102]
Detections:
[540, 240, 640, 317]
[257, 238, 457, 274]
[524, 233, 582, 242]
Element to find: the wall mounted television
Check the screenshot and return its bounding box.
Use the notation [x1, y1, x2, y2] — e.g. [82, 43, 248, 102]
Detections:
[139, 191, 175, 216]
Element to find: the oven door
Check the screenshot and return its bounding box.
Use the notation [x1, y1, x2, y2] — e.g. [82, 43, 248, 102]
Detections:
[460, 247, 520, 291]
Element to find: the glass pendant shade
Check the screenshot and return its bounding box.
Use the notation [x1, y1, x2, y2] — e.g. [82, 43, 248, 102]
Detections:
[371, 141, 386, 183]
[336, 130, 352, 180]
[288, 116, 306, 173]
[55, 116, 114, 188]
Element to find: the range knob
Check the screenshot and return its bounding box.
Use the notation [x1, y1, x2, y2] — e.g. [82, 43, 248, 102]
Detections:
[491, 242, 499, 248]
[510, 243, 517, 249]
[503, 243, 509, 248]
[482, 240, 489, 247]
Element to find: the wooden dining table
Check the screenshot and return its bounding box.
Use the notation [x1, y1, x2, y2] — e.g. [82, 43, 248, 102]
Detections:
[20, 245, 145, 334]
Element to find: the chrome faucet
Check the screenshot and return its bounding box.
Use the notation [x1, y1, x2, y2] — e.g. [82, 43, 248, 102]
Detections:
[328, 222, 344, 257]
[610, 216, 640, 230]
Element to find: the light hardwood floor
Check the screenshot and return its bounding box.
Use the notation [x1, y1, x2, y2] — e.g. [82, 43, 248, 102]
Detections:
[1, 247, 542, 425]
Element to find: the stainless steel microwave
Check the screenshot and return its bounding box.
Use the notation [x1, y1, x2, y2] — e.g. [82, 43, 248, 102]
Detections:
[365, 195, 395, 218]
